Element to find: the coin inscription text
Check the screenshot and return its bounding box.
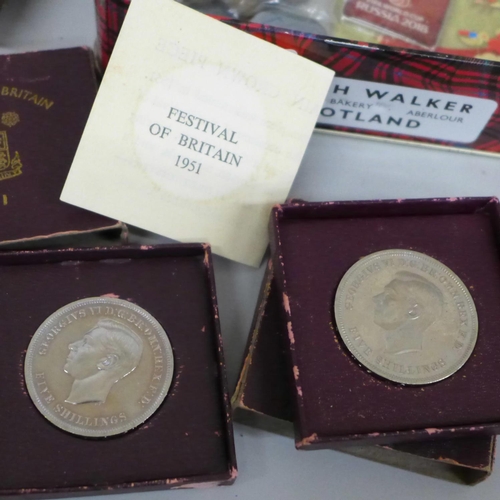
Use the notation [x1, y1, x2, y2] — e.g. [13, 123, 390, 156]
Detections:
[25, 297, 174, 437]
[334, 250, 478, 385]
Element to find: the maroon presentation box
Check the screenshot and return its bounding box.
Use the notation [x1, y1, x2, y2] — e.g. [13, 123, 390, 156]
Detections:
[0, 47, 121, 249]
[0, 244, 236, 496]
[232, 260, 495, 484]
[269, 197, 500, 449]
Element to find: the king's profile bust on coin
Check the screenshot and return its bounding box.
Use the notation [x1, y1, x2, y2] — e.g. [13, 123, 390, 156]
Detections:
[373, 271, 444, 356]
[25, 297, 174, 437]
[64, 319, 144, 405]
[334, 250, 478, 385]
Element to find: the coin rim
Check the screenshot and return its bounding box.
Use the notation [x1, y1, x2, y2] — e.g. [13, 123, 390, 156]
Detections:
[25, 297, 175, 437]
[334, 249, 479, 385]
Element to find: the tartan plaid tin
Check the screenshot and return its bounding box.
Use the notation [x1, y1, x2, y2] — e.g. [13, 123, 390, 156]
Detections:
[94, 2, 500, 155]
[95, 0, 131, 69]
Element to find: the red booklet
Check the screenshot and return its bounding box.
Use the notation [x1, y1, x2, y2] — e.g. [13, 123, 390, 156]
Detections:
[343, 0, 451, 48]
[0, 48, 119, 245]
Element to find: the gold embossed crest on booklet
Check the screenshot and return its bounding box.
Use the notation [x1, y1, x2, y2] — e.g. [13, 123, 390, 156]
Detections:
[25, 297, 174, 437]
[334, 250, 478, 385]
[0, 113, 23, 182]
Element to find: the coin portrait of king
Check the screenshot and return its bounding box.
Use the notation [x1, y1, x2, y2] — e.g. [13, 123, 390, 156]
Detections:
[373, 271, 444, 355]
[63, 319, 144, 405]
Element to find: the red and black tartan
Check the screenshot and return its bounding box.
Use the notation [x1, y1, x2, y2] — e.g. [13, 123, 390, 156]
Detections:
[94, 3, 500, 154]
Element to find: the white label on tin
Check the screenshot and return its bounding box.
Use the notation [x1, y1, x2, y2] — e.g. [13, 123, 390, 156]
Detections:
[318, 77, 497, 143]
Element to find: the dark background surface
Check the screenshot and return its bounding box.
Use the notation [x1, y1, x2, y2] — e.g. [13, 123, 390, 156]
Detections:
[3, 2, 500, 499]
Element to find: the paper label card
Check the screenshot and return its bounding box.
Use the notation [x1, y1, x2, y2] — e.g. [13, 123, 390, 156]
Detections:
[61, 0, 334, 266]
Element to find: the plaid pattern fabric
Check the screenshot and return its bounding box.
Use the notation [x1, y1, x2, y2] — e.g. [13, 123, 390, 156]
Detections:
[93, 5, 500, 154]
[95, 0, 131, 69]
[224, 20, 500, 154]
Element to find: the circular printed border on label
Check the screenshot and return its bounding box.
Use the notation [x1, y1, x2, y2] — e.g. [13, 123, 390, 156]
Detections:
[134, 65, 267, 201]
